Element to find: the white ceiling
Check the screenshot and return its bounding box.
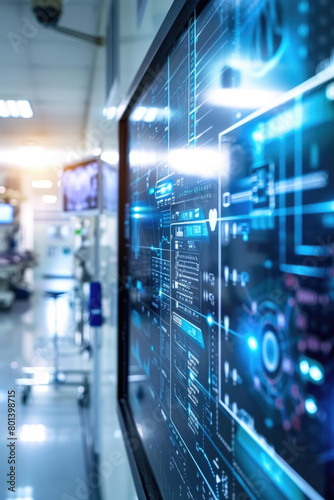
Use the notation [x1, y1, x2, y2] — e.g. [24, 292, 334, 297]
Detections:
[0, 0, 104, 152]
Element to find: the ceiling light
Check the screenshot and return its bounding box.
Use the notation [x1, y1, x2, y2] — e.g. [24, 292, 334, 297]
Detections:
[17, 100, 33, 118]
[0, 100, 10, 117]
[0, 100, 33, 119]
[32, 180, 53, 189]
[7, 100, 20, 117]
[42, 195, 57, 204]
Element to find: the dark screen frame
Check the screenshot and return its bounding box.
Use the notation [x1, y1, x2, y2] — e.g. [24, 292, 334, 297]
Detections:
[117, 0, 207, 498]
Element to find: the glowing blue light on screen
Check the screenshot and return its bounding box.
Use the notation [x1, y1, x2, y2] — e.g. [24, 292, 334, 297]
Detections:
[298, 1, 309, 14]
[159, 289, 162, 297]
[247, 337, 258, 351]
[252, 130, 265, 143]
[326, 83, 334, 101]
[134, 214, 140, 219]
[299, 360, 309, 375]
[305, 398, 318, 415]
[207, 315, 214, 326]
[133, 207, 140, 212]
[309, 365, 324, 383]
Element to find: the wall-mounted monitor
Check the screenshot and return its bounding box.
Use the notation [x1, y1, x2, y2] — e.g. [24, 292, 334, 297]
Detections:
[62, 159, 100, 214]
[118, 1, 334, 499]
[0, 203, 14, 224]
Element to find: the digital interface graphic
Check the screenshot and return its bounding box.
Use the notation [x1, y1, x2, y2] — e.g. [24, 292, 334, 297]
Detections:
[0, 204, 14, 224]
[62, 161, 99, 213]
[123, 1, 334, 498]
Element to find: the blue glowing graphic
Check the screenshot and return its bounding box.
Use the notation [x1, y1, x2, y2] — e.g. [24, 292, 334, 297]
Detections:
[247, 337, 258, 352]
[309, 365, 324, 383]
[207, 315, 214, 326]
[299, 360, 309, 375]
[305, 398, 318, 415]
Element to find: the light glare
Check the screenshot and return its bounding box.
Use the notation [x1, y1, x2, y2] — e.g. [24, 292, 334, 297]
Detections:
[42, 195, 57, 204]
[17, 100, 33, 118]
[209, 88, 281, 110]
[32, 180, 53, 189]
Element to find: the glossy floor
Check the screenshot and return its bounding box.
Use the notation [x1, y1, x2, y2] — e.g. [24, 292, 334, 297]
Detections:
[0, 278, 137, 500]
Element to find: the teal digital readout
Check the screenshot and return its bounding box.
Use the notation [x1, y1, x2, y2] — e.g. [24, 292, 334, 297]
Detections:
[185, 223, 208, 238]
[173, 313, 205, 349]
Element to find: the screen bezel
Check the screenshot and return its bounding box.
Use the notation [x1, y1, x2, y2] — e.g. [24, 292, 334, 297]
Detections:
[61, 157, 102, 216]
[117, 1, 206, 498]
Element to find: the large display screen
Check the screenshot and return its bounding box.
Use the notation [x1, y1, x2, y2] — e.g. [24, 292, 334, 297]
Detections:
[0, 204, 14, 224]
[62, 160, 99, 213]
[121, 1, 334, 498]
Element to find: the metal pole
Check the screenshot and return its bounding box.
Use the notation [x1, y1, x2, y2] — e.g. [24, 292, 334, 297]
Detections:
[54, 296, 59, 382]
[92, 326, 101, 457]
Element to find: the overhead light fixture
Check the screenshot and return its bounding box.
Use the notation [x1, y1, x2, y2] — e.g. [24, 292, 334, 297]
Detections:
[17, 100, 34, 118]
[32, 180, 53, 189]
[7, 100, 20, 117]
[0, 101, 10, 117]
[0, 100, 33, 119]
[42, 195, 57, 204]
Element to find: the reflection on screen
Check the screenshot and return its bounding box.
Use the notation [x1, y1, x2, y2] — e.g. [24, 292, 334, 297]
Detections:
[124, 1, 334, 499]
[0, 204, 14, 224]
[62, 161, 99, 212]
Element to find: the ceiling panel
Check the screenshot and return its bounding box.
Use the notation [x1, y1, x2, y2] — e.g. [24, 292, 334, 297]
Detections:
[0, 0, 104, 152]
[0, 3, 24, 34]
[0, 70, 36, 101]
[32, 67, 89, 88]
[29, 41, 94, 69]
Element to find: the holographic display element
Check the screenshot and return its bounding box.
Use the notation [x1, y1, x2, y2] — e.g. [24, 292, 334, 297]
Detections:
[62, 160, 99, 213]
[121, 1, 334, 498]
